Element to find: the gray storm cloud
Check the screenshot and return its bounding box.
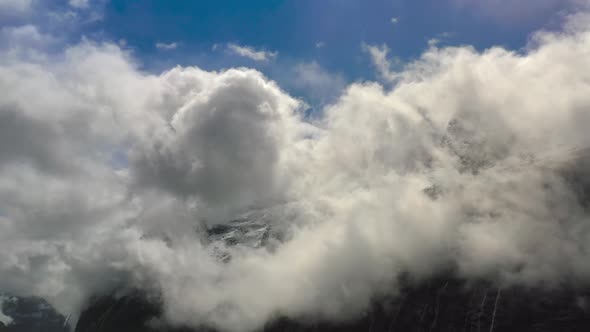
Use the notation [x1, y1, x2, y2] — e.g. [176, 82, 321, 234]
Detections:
[2, 7, 590, 332]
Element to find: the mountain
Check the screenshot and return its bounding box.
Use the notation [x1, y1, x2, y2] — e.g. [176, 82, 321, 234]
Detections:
[0, 295, 69, 332]
[73, 118, 590, 332]
[7, 117, 590, 332]
[73, 278, 590, 332]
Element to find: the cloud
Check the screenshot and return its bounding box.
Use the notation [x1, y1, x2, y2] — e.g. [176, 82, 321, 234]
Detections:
[156, 42, 178, 50]
[131, 66, 303, 218]
[363, 43, 398, 82]
[315, 41, 325, 48]
[450, 0, 578, 23]
[68, 0, 89, 9]
[0, 0, 33, 16]
[0, 25, 58, 62]
[390, 17, 399, 24]
[0, 25, 55, 47]
[226, 43, 278, 61]
[2, 6, 590, 332]
[286, 61, 346, 105]
[0, 295, 13, 326]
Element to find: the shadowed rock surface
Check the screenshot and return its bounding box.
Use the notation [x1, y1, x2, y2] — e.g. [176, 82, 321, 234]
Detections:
[73, 279, 590, 332]
[0, 295, 69, 332]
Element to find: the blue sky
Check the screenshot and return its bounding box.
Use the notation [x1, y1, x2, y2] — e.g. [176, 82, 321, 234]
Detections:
[0, 0, 575, 105]
[100, 1, 569, 66]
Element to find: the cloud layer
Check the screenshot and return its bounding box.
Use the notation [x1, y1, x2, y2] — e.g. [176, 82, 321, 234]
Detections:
[2, 7, 590, 332]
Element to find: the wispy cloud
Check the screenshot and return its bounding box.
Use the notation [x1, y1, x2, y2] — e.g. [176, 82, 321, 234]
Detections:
[227, 43, 277, 61]
[390, 17, 399, 24]
[363, 43, 398, 82]
[156, 42, 178, 50]
[288, 61, 346, 105]
[0, 0, 33, 16]
[68, 0, 89, 9]
[427, 31, 454, 47]
[450, 0, 577, 22]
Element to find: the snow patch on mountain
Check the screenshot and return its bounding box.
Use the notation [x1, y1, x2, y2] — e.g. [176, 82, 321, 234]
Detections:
[0, 295, 14, 326]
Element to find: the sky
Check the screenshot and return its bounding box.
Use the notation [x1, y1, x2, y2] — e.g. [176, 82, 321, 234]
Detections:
[3, 1, 590, 332]
[0, 0, 578, 105]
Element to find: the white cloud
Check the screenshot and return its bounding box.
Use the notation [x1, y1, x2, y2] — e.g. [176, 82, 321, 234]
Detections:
[156, 42, 178, 50]
[315, 41, 325, 48]
[363, 43, 399, 82]
[287, 61, 346, 105]
[0, 25, 54, 46]
[227, 43, 278, 61]
[0, 25, 58, 61]
[2, 6, 590, 332]
[451, 0, 578, 22]
[390, 17, 399, 24]
[68, 0, 89, 9]
[0, 0, 33, 15]
[0, 296, 13, 326]
[131, 67, 303, 218]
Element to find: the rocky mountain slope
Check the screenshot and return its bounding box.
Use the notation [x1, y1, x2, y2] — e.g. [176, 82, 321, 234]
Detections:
[73, 278, 590, 332]
[0, 295, 69, 332]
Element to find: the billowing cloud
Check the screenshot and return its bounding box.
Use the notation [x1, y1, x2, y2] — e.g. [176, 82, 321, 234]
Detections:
[226, 43, 278, 61]
[2, 6, 590, 332]
[0, 25, 56, 53]
[131, 66, 304, 219]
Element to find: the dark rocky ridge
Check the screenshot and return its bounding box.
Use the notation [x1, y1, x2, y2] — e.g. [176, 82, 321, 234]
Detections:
[0, 295, 69, 332]
[73, 279, 590, 332]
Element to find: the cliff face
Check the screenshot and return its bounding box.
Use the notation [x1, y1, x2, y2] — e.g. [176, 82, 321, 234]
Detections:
[74, 292, 191, 332]
[0, 295, 69, 332]
[74, 279, 590, 332]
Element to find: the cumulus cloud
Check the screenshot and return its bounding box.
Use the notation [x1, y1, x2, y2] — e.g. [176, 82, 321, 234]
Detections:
[2, 5, 590, 332]
[226, 43, 278, 61]
[0, 25, 56, 52]
[131, 66, 304, 219]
